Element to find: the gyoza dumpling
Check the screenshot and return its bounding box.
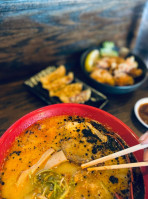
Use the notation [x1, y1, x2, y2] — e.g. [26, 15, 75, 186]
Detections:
[49, 82, 83, 97]
[43, 72, 74, 91]
[59, 89, 91, 104]
[40, 65, 66, 85]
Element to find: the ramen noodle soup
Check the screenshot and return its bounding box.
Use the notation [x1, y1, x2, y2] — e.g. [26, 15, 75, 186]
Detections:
[0, 116, 144, 199]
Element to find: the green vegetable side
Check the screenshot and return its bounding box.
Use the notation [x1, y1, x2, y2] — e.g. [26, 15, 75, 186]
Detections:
[100, 41, 119, 57]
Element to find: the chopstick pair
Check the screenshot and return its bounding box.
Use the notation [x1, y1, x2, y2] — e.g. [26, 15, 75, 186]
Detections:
[81, 143, 148, 171]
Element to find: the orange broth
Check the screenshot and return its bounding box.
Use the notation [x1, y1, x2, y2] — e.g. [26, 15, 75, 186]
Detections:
[0, 115, 144, 199]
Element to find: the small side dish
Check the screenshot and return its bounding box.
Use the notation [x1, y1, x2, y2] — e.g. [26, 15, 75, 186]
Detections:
[85, 42, 143, 87]
[24, 67, 108, 108]
[40, 65, 91, 104]
[134, 98, 148, 128]
[139, 104, 148, 125]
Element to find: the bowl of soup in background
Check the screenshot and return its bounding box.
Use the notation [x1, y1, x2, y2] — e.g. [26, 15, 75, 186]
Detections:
[0, 103, 148, 198]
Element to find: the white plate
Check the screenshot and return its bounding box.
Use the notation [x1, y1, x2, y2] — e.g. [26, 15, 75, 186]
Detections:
[134, 97, 148, 128]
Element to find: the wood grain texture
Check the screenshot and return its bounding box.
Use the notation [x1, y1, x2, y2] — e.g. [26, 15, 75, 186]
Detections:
[0, 79, 44, 136]
[0, 0, 146, 81]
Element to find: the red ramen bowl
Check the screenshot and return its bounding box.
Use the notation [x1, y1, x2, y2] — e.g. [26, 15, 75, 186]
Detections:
[0, 104, 147, 198]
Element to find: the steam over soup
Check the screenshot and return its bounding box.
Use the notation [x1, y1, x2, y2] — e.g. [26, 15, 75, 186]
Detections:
[0, 116, 144, 199]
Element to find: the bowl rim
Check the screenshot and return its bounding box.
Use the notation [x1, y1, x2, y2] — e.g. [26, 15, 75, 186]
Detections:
[134, 97, 148, 128]
[80, 46, 147, 90]
[0, 103, 147, 198]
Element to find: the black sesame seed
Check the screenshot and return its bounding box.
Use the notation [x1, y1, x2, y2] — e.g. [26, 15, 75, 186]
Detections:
[1, 181, 5, 185]
[109, 176, 118, 184]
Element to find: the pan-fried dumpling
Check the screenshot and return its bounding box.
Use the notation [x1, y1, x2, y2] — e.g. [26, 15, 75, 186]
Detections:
[43, 72, 74, 91]
[40, 65, 66, 85]
[60, 89, 91, 103]
[49, 82, 83, 97]
[40, 65, 91, 104]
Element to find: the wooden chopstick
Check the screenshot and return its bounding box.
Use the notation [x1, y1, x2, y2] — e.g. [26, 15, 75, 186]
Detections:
[81, 143, 148, 169]
[87, 162, 148, 171]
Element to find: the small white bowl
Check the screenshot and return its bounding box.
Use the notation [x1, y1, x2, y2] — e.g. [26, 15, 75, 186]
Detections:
[134, 97, 148, 128]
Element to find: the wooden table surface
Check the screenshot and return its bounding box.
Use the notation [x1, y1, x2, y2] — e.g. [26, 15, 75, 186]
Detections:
[0, 74, 148, 138]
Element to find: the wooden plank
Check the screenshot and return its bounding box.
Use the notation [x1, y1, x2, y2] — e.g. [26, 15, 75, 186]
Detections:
[0, 0, 146, 81]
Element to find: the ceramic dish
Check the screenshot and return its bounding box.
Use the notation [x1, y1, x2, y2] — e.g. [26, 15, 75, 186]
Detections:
[134, 97, 148, 128]
[24, 66, 108, 109]
[80, 45, 147, 94]
[0, 104, 148, 198]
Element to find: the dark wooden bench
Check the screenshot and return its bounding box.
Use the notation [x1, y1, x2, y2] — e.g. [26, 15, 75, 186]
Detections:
[0, 0, 147, 82]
